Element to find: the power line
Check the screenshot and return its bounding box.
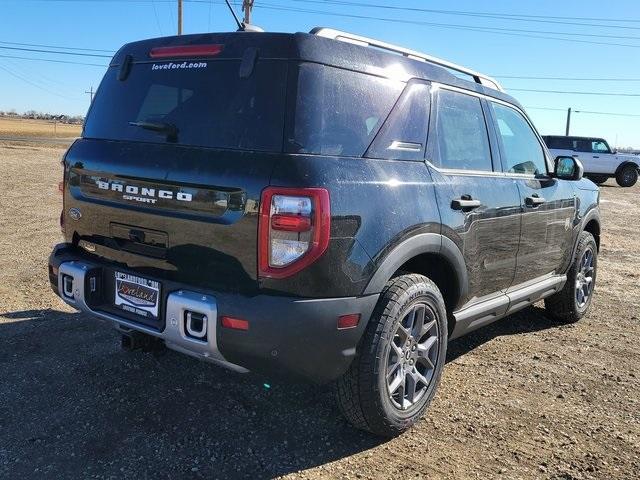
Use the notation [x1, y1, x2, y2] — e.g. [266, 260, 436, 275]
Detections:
[0, 63, 78, 99]
[151, 0, 164, 35]
[495, 75, 640, 82]
[526, 106, 640, 118]
[0, 40, 113, 53]
[0, 45, 112, 58]
[574, 110, 640, 118]
[0, 54, 106, 67]
[510, 88, 640, 97]
[285, 0, 640, 31]
[252, 4, 640, 49]
[13, 1, 640, 47]
[22, 0, 640, 30]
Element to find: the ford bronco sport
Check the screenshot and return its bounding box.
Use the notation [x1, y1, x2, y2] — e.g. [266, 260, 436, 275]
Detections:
[543, 135, 639, 187]
[49, 28, 601, 437]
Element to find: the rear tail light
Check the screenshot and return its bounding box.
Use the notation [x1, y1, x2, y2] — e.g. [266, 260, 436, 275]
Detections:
[258, 187, 330, 278]
[149, 44, 224, 58]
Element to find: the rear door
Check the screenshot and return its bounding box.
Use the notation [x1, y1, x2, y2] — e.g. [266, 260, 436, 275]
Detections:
[572, 138, 600, 173]
[487, 101, 576, 284]
[429, 88, 521, 307]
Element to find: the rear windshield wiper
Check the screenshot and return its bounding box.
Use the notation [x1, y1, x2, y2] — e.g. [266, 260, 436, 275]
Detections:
[129, 121, 178, 142]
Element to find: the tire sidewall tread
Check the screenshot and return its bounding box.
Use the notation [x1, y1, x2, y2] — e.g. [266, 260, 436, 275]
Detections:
[545, 231, 598, 323]
[336, 274, 448, 437]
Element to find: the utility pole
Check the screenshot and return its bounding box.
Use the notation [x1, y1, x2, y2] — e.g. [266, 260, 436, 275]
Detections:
[85, 86, 94, 103]
[177, 0, 183, 35]
[565, 107, 571, 136]
[242, 0, 254, 24]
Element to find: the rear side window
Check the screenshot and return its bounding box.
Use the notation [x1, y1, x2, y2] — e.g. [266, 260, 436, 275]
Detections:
[286, 63, 403, 157]
[433, 89, 492, 171]
[84, 60, 287, 151]
[544, 136, 573, 150]
[366, 81, 431, 161]
[490, 102, 547, 175]
[574, 139, 593, 153]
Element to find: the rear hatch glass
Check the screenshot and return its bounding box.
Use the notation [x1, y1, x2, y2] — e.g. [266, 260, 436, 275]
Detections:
[84, 59, 287, 151]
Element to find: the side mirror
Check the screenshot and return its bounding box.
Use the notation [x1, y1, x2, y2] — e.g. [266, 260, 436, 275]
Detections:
[554, 156, 584, 181]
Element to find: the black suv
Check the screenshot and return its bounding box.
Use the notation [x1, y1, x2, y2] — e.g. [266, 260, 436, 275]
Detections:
[49, 28, 601, 437]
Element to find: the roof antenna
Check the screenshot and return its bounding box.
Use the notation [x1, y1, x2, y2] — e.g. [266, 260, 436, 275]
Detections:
[223, 0, 264, 32]
[223, 0, 243, 30]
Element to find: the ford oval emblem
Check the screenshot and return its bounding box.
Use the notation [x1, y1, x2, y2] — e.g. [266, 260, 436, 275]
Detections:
[68, 208, 82, 221]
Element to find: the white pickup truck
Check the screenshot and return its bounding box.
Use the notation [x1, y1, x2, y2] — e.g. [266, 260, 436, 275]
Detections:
[543, 135, 639, 187]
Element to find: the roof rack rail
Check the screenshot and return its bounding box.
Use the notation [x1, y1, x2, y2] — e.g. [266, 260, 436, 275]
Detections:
[310, 27, 504, 92]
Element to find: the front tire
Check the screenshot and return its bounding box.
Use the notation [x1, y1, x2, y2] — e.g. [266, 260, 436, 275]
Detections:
[544, 231, 597, 323]
[336, 274, 448, 437]
[616, 165, 638, 187]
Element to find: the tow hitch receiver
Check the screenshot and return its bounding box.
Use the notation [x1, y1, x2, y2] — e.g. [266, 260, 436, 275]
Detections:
[185, 311, 208, 340]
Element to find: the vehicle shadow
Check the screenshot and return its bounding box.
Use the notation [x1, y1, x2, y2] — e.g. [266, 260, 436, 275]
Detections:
[447, 305, 568, 363]
[0, 305, 566, 479]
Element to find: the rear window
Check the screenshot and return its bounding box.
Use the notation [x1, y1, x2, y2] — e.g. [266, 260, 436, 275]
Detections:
[285, 63, 403, 157]
[84, 59, 287, 151]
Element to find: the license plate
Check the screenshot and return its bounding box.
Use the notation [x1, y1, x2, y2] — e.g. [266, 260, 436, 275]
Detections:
[114, 272, 160, 319]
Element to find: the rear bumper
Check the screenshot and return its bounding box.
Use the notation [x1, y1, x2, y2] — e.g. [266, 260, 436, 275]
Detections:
[48, 244, 379, 383]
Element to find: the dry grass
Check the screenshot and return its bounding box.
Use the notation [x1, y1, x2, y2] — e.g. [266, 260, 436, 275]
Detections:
[0, 117, 81, 138]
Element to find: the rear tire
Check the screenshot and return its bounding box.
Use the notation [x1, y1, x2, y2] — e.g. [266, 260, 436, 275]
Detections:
[616, 165, 638, 187]
[336, 274, 448, 437]
[587, 174, 608, 185]
[544, 231, 597, 323]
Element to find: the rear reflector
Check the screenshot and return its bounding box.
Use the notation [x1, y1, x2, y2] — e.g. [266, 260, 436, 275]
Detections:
[221, 316, 249, 331]
[271, 214, 312, 232]
[149, 44, 223, 58]
[337, 314, 361, 330]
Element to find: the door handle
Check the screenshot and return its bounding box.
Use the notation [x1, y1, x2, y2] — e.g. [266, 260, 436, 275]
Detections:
[451, 196, 482, 211]
[525, 195, 546, 207]
[593, 155, 600, 159]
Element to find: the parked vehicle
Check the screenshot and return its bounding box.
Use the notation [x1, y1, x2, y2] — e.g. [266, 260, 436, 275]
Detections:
[49, 28, 601, 437]
[543, 135, 639, 187]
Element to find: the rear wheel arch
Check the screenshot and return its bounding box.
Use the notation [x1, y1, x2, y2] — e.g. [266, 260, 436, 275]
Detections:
[363, 233, 468, 334]
[615, 160, 639, 177]
[584, 218, 601, 251]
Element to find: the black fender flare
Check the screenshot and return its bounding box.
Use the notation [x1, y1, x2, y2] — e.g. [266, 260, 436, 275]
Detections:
[615, 160, 639, 176]
[570, 208, 601, 265]
[362, 233, 468, 307]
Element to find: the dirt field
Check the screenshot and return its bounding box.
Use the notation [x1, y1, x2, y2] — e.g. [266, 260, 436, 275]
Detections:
[0, 142, 638, 479]
[0, 117, 81, 139]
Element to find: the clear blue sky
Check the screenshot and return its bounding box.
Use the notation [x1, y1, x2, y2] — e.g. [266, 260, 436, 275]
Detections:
[2, 0, 639, 147]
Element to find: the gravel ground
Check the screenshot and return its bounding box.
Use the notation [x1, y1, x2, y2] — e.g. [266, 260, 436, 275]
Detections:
[1, 142, 639, 479]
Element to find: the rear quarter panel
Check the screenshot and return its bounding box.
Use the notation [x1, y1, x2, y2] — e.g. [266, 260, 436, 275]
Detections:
[265, 155, 440, 297]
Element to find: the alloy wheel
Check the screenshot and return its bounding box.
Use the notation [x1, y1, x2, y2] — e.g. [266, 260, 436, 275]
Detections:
[386, 303, 439, 410]
[575, 247, 595, 309]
